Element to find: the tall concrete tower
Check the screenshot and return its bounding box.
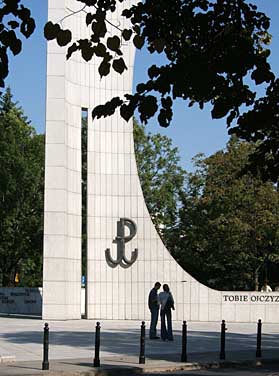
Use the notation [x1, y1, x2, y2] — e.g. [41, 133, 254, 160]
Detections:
[43, 0, 278, 323]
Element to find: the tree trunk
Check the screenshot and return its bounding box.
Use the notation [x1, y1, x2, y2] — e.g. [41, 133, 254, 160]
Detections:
[255, 269, 259, 291]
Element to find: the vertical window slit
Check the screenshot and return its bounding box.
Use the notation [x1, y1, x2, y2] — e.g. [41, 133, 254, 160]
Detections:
[81, 107, 88, 318]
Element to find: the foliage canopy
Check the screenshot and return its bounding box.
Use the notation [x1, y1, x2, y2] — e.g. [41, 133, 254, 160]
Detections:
[134, 119, 186, 234]
[0, 0, 35, 88]
[0, 0, 278, 180]
[0, 88, 44, 286]
[44, 0, 278, 181]
[171, 137, 279, 290]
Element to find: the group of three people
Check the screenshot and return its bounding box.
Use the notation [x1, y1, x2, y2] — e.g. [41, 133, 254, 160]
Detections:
[148, 282, 175, 341]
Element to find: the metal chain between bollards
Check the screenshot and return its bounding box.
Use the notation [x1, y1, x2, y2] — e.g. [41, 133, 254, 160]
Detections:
[42, 323, 49, 370]
[181, 320, 187, 362]
[93, 322, 101, 367]
[220, 320, 226, 360]
[139, 321, 145, 364]
[256, 319, 262, 358]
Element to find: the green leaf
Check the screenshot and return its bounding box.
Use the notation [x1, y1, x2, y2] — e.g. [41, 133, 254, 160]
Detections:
[92, 20, 107, 38]
[133, 35, 144, 49]
[139, 96, 158, 123]
[8, 21, 19, 29]
[81, 45, 94, 61]
[136, 83, 146, 94]
[10, 37, 21, 55]
[92, 104, 105, 119]
[94, 43, 106, 57]
[98, 61, 111, 77]
[66, 43, 79, 60]
[91, 34, 100, 43]
[57, 29, 72, 47]
[20, 17, 35, 38]
[86, 13, 94, 26]
[122, 9, 132, 18]
[122, 29, 132, 41]
[161, 96, 172, 109]
[158, 108, 172, 127]
[211, 99, 230, 119]
[120, 103, 135, 122]
[133, 25, 140, 34]
[262, 19, 270, 30]
[152, 38, 165, 53]
[107, 36, 121, 51]
[148, 65, 160, 79]
[44, 22, 60, 41]
[112, 58, 127, 74]
[92, 97, 123, 119]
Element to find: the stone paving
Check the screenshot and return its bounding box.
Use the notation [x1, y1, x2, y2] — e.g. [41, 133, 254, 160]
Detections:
[0, 317, 279, 375]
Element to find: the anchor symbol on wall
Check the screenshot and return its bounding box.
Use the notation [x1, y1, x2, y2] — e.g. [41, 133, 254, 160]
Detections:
[105, 218, 138, 268]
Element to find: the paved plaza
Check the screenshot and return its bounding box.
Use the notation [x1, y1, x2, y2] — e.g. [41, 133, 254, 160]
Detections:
[0, 317, 279, 375]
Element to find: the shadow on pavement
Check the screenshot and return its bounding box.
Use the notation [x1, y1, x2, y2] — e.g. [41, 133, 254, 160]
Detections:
[2, 329, 279, 361]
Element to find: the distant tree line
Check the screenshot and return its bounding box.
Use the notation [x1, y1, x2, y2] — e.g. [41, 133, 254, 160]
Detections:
[167, 138, 279, 290]
[0, 88, 44, 287]
[0, 89, 278, 290]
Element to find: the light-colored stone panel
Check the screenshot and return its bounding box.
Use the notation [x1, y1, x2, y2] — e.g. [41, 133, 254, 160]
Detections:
[47, 76, 65, 99]
[45, 144, 66, 167]
[46, 121, 65, 144]
[48, 0, 65, 9]
[45, 189, 67, 213]
[47, 55, 65, 76]
[44, 235, 67, 258]
[222, 304, 237, 322]
[209, 289, 222, 304]
[265, 306, 279, 323]
[43, 305, 72, 321]
[182, 282, 191, 304]
[46, 98, 65, 121]
[250, 304, 265, 323]
[199, 285, 209, 304]
[43, 258, 66, 282]
[43, 282, 66, 305]
[44, 212, 66, 235]
[235, 305, 251, 322]
[67, 236, 81, 259]
[209, 304, 222, 322]
[190, 303, 199, 321]
[67, 214, 81, 238]
[45, 167, 67, 190]
[190, 282, 200, 304]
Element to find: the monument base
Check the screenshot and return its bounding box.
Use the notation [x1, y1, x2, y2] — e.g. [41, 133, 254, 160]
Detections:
[0, 287, 42, 316]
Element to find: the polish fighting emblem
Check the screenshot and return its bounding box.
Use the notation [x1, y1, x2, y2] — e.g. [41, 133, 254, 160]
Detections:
[105, 218, 138, 268]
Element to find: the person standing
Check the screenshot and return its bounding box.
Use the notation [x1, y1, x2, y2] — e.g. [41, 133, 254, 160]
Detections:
[261, 280, 272, 292]
[148, 282, 161, 339]
[159, 284, 175, 341]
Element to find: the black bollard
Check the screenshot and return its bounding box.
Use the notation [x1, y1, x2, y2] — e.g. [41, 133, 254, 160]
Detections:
[139, 321, 145, 364]
[256, 319, 262, 358]
[42, 323, 49, 370]
[93, 322, 101, 367]
[220, 320, 226, 360]
[181, 320, 187, 362]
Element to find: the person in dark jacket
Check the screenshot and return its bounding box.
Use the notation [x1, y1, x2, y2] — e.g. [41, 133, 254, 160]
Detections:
[159, 284, 175, 341]
[148, 282, 161, 339]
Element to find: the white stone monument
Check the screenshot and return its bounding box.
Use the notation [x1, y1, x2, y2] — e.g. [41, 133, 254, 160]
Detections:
[43, 0, 279, 323]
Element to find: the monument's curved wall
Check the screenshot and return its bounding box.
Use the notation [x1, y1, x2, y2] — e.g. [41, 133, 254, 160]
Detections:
[44, 0, 279, 322]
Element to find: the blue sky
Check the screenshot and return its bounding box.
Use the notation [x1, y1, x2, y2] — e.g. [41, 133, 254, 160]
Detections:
[5, 0, 279, 172]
